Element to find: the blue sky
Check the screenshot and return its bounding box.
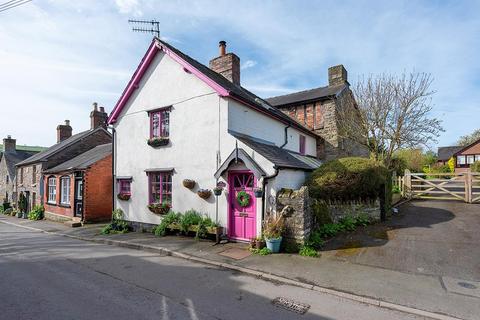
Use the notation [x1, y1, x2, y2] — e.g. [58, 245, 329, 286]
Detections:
[1, 0, 479, 149]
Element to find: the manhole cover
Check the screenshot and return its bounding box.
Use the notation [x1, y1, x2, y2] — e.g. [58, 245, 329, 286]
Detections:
[272, 297, 310, 314]
[458, 281, 477, 289]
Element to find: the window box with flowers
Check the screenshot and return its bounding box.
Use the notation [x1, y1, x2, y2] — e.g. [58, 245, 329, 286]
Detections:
[147, 171, 172, 215]
[117, 178, 132, 201]
[147, 107, 170, 148]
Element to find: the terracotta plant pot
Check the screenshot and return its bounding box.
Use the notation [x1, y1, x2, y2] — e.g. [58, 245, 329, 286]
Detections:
[197, 189, 212, 199]
[182, 179, 196, 189]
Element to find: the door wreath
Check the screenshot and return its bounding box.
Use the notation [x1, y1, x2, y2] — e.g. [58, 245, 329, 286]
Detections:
[236, 191, 251, 207]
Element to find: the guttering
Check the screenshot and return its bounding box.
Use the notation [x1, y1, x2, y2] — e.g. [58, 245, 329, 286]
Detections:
[261, 167, 279, 221]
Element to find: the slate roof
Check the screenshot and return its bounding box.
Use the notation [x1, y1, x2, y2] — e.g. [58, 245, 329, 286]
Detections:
[437, 146, 463, 161]
[1, 150, 38, 179]
[233, 133, 322, 171]
[266, 84, 347, 107]
[16, 127, 110, 167]
[0, 144, 46, 152]
[45, 143, 111, 173]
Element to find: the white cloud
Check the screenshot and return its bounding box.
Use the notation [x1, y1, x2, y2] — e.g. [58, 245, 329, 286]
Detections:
[241, 60, 257, 70]
[115, 0, 142, 16]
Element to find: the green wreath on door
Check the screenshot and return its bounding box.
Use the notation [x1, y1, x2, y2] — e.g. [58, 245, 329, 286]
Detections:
[236, 191, 251, 207]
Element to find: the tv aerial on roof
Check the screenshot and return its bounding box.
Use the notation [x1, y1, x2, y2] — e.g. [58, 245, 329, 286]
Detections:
[128, 19, 160, 38]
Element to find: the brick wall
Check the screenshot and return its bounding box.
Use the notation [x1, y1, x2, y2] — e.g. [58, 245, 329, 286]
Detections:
[16, 163, 43, 210]
[43, 173, 75, 218]
[83, 154, 112, 222]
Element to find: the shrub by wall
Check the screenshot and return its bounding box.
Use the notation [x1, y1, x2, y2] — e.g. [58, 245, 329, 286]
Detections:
[471, 161, 480, 173]
[306, 157, 390, 202]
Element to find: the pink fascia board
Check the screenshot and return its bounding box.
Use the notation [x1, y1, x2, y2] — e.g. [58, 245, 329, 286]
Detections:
[108, 40, 230, 124]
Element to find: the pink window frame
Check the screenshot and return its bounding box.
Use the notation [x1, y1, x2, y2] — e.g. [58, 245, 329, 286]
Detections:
[149, 107, 171, 139]
[299, 135, 306, 155]
[147, 171, 172, 204]
[118, 180, 131, 196]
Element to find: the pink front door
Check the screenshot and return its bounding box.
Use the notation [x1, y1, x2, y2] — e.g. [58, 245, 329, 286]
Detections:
[228, 171, 256, 241]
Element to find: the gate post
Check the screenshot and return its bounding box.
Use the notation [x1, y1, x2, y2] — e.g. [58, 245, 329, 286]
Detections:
[466, 172, 472, 203]
[404, 169, 411, 199]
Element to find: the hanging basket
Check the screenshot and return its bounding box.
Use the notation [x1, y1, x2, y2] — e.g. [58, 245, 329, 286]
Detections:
[117, 193, 131, 201]
[253, 188, 263, 198]
[213, 187, 223, 196]
[197, 189, 212, 199]
[182, 179, 196, 189]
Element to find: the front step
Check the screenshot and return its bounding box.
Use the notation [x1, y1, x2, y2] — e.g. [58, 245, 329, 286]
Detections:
[64, 221, 82, 228]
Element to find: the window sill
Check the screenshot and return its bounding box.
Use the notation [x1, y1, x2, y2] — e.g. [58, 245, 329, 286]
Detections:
[47, 202, 57, 206]
[59, 203, 71, 208]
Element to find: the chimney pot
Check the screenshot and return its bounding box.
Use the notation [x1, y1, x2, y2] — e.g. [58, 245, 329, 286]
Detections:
[93, 102, 98, 111]
[219, 41, 226, 56]
[65, 120, 70, 126]
[90, 103, 108, 129]
[99, 106, 105, 112]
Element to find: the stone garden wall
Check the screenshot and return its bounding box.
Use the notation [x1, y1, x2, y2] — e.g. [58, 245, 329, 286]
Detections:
[276, 186, 381, 244]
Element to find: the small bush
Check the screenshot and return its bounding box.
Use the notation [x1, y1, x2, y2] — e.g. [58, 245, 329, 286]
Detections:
[153, 211, 181, 237]
[306, 157, 389, 201]
[101, 209, 129, 235]
[28, 205, 44, 220]
[4, 208, 13, 216]
[339, 215, 356, 232]
[471, 161, 480, 173]
[299, 246, 318, 257]
[250, 247, 272, 255]
[180, 209, 203, 233]
[305, 231, 325, 249]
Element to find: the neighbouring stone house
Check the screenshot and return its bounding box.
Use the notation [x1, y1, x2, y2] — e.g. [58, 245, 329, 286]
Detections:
[437, 137, 480, 172]
[266, 65, 369, 160]
[108, 37, 364, 242]
[42, 143, 112, 223]
[0, 136, 45, 204]
[15, 104, 112, 214]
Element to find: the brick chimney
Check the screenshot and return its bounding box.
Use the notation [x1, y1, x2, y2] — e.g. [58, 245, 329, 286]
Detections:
[209, 41, 240, 85]
[90, 102, 108, 129]
[328, 65, 348, 86]
[3, 135, 16, 152]
[57, 120, 72, 143]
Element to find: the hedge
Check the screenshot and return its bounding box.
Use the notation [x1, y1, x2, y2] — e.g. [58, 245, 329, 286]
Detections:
[306, 157, 390, 202]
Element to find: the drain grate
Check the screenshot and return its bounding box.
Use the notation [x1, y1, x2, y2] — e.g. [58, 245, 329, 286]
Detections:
[458, 281, 477, 289]
[272, 297, 310, 314]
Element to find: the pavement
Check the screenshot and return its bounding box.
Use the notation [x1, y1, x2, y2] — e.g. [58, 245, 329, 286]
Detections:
[0, 221, 423, 320]
[1, 199, 479, 320]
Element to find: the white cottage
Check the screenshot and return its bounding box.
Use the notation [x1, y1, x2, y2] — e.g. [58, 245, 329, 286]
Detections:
[108, 38, 322, 241]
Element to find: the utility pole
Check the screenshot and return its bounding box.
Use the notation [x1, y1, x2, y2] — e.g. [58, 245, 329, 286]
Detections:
[128, 19, 160, 37]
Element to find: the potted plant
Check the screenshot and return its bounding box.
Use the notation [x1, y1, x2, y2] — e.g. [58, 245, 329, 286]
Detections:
[262, 214, 285, 253]
[147, 202, 171, 215]
[213, 186, 223, 196]
[147, 137, 169, 147]
[117, 193, 131, 201]
[253, 187, 263, 198]
[255, 236, 266, 249]
[182, 179, 196, 189]
[197, 189, 212, 199]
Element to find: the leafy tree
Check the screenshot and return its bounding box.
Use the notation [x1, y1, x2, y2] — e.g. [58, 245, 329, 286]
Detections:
[337, 72, 443, 169]
[457, 129, 480, 146]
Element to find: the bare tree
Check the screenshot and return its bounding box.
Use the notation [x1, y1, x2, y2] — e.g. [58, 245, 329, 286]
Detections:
[457, 128, 480, 146]
[337, 72, 443, 168]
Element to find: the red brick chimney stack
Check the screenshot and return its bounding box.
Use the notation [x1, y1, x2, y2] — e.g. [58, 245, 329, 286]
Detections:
[90, 102, 108, 129]
[57, 120, 72, 143]
[209, 41, 240, 85]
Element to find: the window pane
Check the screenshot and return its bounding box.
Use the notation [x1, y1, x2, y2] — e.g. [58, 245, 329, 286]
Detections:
[475, 155, 480, 162]
[152, 112, 160, 138]
[61, 177, 70, 204]
[467, 155, 475, 164]
[161, 110, 170, 137]
[48, 177, 56, 203]
[457, 156, 466, 165]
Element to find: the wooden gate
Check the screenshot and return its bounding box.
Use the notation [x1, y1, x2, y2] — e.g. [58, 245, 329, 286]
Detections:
[401, 170, 480, 203]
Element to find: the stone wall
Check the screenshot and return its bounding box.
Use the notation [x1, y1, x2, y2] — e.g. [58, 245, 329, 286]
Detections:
[276, 186, 313, 245]
[276, 186, 381, 244]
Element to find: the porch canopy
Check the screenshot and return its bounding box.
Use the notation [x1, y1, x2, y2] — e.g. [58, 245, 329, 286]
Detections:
[214, 148, 266, 179]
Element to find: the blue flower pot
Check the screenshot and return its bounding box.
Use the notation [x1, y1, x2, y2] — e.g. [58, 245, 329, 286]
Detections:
[265, 237, 282, 253]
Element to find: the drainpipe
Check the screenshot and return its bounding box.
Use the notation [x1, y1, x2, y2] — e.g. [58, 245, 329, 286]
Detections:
[280, 124, 291, 149]
[107, 125, 116, 222]
[261, 167, 279, 222]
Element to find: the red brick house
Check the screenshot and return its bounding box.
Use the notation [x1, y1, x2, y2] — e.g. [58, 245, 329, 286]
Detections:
[43, 143, 112, 223]
[437, 137, 480, 172]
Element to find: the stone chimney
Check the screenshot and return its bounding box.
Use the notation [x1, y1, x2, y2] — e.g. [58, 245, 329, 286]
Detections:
[328, 65, 348, 86]
[3, 135, 16, 152]
[90, 102, 108, 129]
[57, 120, 72, 143]
[209, 41, 240, 85]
